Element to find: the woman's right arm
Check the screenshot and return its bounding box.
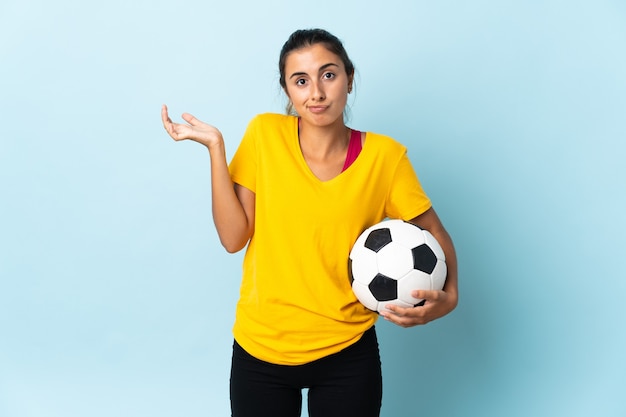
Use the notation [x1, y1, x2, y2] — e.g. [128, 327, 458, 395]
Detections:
[162, 105, 254, 253]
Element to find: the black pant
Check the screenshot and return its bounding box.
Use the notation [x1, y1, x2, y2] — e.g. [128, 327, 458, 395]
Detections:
[230, 326, 382, 417]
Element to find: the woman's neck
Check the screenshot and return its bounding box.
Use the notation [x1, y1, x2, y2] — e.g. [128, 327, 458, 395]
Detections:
[297, 117, 351, 181]
[298, 118, 350, 158]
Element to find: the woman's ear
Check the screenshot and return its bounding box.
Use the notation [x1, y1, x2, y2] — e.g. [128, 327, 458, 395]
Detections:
[283, 88, 295, 115]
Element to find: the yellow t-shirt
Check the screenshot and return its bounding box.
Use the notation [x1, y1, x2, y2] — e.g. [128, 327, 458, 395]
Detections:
[229, 113, 431, 365]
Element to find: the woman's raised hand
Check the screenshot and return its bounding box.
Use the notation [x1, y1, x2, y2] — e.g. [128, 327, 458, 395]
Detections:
[161, 104, 223, 149]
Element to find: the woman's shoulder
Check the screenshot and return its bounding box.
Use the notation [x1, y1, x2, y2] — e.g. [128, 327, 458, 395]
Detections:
[241, 113, 297, 148]
[248, 112, 296, 129]
[363, 130, 408, 154]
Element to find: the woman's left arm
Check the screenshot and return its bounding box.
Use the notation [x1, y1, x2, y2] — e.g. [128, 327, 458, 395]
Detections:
[381, 207, 458, 328]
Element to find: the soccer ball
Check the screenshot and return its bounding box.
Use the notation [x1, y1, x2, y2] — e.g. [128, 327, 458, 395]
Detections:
[349, 219, 447, 314]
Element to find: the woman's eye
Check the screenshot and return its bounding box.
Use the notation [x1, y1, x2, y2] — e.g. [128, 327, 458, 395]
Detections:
[323, 72, 335, 80]
[296, 79, 306, 86]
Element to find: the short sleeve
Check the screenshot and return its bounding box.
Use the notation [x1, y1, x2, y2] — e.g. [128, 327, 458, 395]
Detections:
[385, 152, 432, 220]
[229, 116, 259, 193]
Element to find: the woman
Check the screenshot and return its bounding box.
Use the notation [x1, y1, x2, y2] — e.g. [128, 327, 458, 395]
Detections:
[162, 28, 458, 417]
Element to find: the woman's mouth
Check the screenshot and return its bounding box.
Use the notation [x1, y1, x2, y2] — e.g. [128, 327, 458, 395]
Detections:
[308, 106, 328, 114]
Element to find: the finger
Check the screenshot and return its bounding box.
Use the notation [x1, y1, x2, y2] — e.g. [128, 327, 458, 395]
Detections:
[381, 309, 419, 328]
[162, 105, 176, 135]
[161, 105, 185, 139]
[161, 104, 171, 124]
[386, 302, 429, 318]
[383, 307, 429, 328]
[382, 303, 409, 317]
[181, 112, 201, 126]
[412, 289, 440, 301]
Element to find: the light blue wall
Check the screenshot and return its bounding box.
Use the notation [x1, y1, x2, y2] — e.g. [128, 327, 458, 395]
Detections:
[1, 1, 624, 416]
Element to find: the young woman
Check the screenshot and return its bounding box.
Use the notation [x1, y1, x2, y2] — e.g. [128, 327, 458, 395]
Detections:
[162, 28, 458, 417]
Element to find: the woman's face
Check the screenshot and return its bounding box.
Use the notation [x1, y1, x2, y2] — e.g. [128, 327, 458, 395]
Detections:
[283, 43, 352, 128]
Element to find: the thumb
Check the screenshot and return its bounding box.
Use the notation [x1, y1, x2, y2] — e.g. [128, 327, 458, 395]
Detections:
[181, 113, 202, 126]
[412, 289, 432, 300]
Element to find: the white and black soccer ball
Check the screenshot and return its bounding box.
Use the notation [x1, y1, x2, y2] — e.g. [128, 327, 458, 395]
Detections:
[348, 219, 447, 314]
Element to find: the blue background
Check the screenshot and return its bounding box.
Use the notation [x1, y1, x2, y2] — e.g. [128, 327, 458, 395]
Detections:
[1, 1, 625, 416]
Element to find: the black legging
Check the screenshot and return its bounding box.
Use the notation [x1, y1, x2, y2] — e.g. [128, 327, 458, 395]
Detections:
[230, 326, 383, 417]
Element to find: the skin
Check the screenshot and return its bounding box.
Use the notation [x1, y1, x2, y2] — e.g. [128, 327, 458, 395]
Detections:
[284, 43, 354, 182]
[161, 43, 458, 327]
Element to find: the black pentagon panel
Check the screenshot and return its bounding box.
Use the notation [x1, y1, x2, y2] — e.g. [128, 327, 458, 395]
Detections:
[412, 244, 438, 274]
[364, 228, 392, 252]
[368, 273, 397, 301]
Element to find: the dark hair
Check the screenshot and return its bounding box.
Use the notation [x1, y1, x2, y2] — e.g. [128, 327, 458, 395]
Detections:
[278, 28, 355, 90]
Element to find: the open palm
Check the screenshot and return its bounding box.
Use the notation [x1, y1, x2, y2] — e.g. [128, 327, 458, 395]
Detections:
[161, 104, 223, 149]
